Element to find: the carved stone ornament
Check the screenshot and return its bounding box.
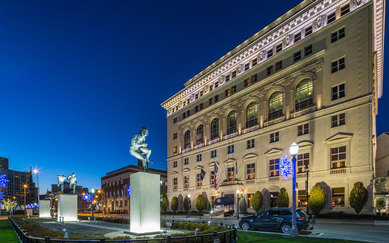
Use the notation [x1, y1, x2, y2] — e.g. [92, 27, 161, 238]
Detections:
[259, 51, 264, 61]
[316, 16, 323, 29]
[284, 35, 291, 46]
[237, 65, 242, 73]
[353, 0, 362, 6]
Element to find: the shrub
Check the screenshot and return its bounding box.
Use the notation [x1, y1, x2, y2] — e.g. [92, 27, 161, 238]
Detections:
[349, 182, 369, 214]
[276, 188, 289, 207]
[239, 197, 247, 214]
[251, 191, 263, 212]
[195, 195, 205, 213]
[161, 196, 169, 213]
[309, 185, 326, 216]
[171, 196, 179, 214]
[184, 197, 191, 213]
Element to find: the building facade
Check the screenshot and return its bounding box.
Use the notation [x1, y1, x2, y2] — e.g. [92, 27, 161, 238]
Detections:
[375, 132, 389, 213]
[0, 157, 37, 206]
[162, 0, 385, 214]
[101, 165, 167, 214]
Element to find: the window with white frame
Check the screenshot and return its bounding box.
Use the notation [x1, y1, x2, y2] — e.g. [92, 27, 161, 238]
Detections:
[246, 163, 255, 180]
[297, 153, 309, 173]
[298, 124, 309, 136]
[173, 161, 177, 168]
[331, 113, 346, 127]
[331, 57, 346, 73]
[184, 175, 189, 189]
[196, 173, 203, 186]
[330, 146, 346, 169]
[228, 167, 235, 181]
[332, 187, 345, 207]
[269, 158, 280, 177]
[197, 154, 202, 162]
[210, 170, 215, 185]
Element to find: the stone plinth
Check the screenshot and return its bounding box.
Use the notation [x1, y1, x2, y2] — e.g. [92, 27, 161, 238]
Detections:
[57, 194, 78, 222]
[39, 200, 51, 218]
[130, 172, 160, 234]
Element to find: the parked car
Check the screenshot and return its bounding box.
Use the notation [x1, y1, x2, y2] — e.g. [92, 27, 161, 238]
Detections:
[239, 208, 310, 233]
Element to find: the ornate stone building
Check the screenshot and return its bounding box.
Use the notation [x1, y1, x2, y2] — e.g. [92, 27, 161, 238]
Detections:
[162, 0, 385, 214]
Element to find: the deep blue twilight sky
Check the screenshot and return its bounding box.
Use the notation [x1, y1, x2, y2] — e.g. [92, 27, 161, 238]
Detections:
[0, 0, 388, 193]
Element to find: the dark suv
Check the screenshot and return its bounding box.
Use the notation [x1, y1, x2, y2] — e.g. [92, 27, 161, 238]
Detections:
[239, 208, 310, 233]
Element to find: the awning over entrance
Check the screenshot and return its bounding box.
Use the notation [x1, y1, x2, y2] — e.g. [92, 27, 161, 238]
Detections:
[214, 194, 234, 206]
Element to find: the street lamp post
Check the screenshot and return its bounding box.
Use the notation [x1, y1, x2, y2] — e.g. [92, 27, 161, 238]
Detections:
[187, 194, 191, 218]
[33, 169, 39, 205]
[23, 184, 28, 214]
[289, 142, 299, 237]
[236, 189, 241, 219]
[305, 163, 309, 215]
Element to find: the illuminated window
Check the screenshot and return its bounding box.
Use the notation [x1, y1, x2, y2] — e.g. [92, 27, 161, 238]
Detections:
[268, 91, 283, 120]
[173, 146, 177, 154]
[267, 65, 273, 76]
[196, 125, 204, 144]
[184, 175, 189, 189]
[244, 78, 250, 87]
[210, 171, 215, 185]
[247, 193, 254, 208]
[269, 159, 280, 177]
[298, 190, 307, 207]
[231, 85, 236, 95]
[251, 74, 257, 83]
[331, 146, 346, 169]
[196, 173, 203, 186]
[209, 98, 214, 105]
[297, 153, 309, 173]
[228, 167, 235, 181]
[227, 111, 237, 135]
[295, 79, 313, 111]
[275, 61, 282, 71]
[210, 118, 219, 140]
[225, 89, 230, 97]
[246, 163, 255, 180]
[246, 102, 258, 128]
[332, 187, 345, 207]
[184, 130, 191, 149]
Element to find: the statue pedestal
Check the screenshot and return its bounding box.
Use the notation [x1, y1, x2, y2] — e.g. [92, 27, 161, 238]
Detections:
[129, 172, 160, 234]
[39, 200, 51, 218]
[57, 194, 78, 222]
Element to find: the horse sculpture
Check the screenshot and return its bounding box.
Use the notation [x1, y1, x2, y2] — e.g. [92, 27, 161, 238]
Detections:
[68, 173, 77, 195]
[57, 175, 67, 193]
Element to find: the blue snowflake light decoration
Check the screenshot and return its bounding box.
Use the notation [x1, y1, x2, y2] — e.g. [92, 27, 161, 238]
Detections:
[280, 155, 293, 180]
[0, 174, 9, 188]
[0, 203, 4, 208]
[82, 193, 92, 201]
[0, 192, 5, 200]
[127, 185, 131, 196]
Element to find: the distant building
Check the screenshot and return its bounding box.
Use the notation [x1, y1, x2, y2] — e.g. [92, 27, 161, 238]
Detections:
[0, 157, 37, 206]
[101, 165, 167, 214]
[375, 132, 389, 213]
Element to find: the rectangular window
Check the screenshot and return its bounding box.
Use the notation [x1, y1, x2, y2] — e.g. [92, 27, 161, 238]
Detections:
[269, 159, 280, 177]
[247, 193, 254, 208]
[187, 110, 190, 117]
[214, 82, 218, 88]
[244, 78, 250, 87]
[196, 173, 202, 186]
[195, 93, 199, 100]
[173, 161, 177, 168]
[200, 91, 203, 97]
[304, 45, 312, 56]
[209, 85, 213, 91]
[173, 178, 178, 190]
[173, 146, 177, 154]
[267, 65, 273, 76]
[214, 95, 219, 102]
[332, 83, 345, 100]
[294, 51, 301, 62]
[276, 44, 282, 53]
[247, 139, 255, 149]
[331, 113, 346, 127]
[173, 133, 177, 139]
[331, 146, 346, 169]
[331, 57, 346, 73]
[183, 112, 186, 119]
[211, 150, 217, 158]
[252, 58, 257, 66]
[228, 145, 234, 154]
[298, 124, 309, 136]
[275, 61, 282, 71]
[305, 26, 312, 36]
[298, 190, 307, 207]
[251, 74, 257, 83]
[173, 117, 177, 123]
[184, 175, 189, 189]
[184, 158, 189, 165]
[210, 171, 215, 185]
[327, 12, 336, 24]
[246, 163, 255, 180]
[341, 4, 350, 16]
[297, 153, 309, 173]
[294, 32, 301, 43]
[231, 85, 236, 95]
[230, 71, 236, 79]
[331, 28, 345, 43]
[332, 187, 345, 207]
[199, 103, 203, 110]
[225, 75, 230, 82]
[228, 167, 235, 181]
[195, 106, 198, 113]
[209, 98, 214, 105]
[225, 89, 231, 97]
[270, 132, 279, 143]
[245, 63, 250, 71]
[267, 49, 273, 58]
[197, 154, 202, 162]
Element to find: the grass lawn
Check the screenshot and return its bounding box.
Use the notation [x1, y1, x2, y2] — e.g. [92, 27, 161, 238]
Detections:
[0, 219, 19, 243]
[237, 230, 366, 243]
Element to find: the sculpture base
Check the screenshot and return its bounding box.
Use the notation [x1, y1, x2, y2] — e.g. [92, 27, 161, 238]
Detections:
[130, 172, 160, 234]
[57, 194, 78, 222]
[39, 200, 51, 218]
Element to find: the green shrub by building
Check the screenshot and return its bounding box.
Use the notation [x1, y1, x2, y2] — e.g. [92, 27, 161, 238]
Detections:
[195, 195, 205, 213]
[251, 191, 263, 212]
[276, 188, 289, 207]
[171, 196, 178, 214]
[309, 185, 326, 215]
[349, 182, 369, 214]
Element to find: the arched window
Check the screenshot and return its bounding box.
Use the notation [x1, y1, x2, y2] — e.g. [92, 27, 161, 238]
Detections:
[227, 111, 237, 135]
[210, 118, 219, 140]
[268, 91, 283, 120]
[196, 125, 204, 144]
[295, 79, 313, 111]
[184, 130, 191, 149]
[246, 103, 258, 128]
